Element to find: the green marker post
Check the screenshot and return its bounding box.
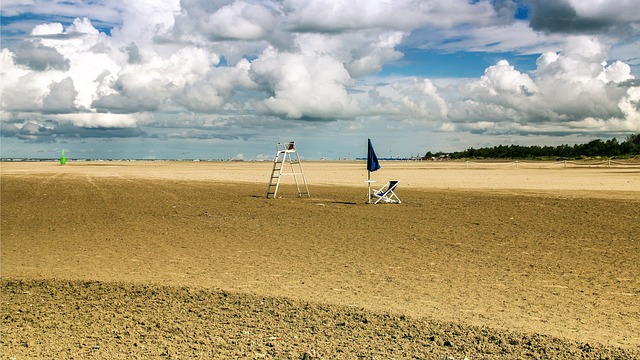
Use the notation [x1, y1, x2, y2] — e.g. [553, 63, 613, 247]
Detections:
[60, 149, 67, 165]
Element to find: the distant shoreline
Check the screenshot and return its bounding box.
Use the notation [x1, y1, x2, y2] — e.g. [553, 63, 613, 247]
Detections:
[3, 157, 640, 163]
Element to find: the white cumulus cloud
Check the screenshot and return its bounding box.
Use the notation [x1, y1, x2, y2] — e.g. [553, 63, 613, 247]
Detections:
[444, 36, 638, 134]
[250, 47, 359, 119]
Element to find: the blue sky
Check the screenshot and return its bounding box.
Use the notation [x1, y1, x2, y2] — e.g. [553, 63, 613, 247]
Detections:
[1, 0, 639, 160]
[380, 50, 540, 78]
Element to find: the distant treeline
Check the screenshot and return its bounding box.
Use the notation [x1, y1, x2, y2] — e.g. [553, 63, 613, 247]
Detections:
[424, 134, 640, 160]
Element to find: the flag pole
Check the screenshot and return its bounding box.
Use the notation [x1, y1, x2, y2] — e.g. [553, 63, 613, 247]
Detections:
[367, 170, 371, 203]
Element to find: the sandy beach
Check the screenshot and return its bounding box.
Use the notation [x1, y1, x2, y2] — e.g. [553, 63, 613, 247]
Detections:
[2, 161, 639, 358]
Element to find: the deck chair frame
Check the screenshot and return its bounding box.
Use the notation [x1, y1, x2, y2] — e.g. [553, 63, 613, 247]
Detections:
[372, 180, 401, 204]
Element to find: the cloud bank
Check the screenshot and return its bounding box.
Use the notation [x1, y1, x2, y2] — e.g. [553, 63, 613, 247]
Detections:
[1, 0, 638, 148]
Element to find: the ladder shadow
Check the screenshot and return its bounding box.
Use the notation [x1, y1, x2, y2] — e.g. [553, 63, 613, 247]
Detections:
[328, 201, 358, 205]
[249, 194, 358, 205]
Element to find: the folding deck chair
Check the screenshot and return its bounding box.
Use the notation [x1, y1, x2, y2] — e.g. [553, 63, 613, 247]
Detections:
[371, 180, 401, 204]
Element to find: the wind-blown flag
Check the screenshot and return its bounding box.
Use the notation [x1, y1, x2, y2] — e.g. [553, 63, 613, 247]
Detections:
[367, 138, 381, 172]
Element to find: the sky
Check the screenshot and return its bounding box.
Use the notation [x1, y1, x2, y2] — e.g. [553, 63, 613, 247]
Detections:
[1, 0, 639, 160]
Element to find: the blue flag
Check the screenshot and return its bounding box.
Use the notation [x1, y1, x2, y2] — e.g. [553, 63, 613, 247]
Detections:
[367, 138, 381, 172]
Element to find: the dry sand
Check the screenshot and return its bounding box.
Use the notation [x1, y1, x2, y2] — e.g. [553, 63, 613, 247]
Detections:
[1, 161, 639, 358]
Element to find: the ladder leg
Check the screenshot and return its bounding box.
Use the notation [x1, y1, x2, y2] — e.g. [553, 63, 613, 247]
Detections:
[288, 153, 302, 196]
[294, 150, 309, 197]
[266, 150, 284, 198]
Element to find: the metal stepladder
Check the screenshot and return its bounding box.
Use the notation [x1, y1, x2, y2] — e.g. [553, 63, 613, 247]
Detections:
[266, 141, 310, 198]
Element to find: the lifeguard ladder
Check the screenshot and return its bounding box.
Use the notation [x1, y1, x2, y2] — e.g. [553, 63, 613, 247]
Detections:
[266, 141, 310, 198]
